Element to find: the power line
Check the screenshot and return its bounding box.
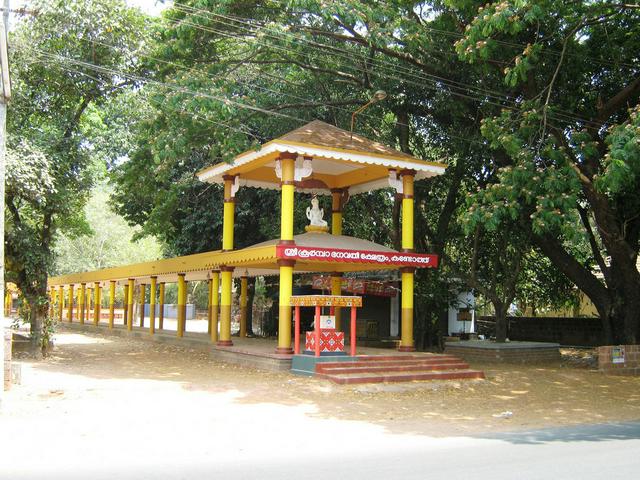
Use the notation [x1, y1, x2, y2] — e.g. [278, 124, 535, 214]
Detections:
[70, 34, 500, 143]
[174, 2, 638, 70]
[164, 6, 607, 128]
[168, 7, 518, 107]
[29, 47, 309, 124]
[24, 2, 604, 130]
[80, 37, 377, 123]
[27, 47, 490, 149]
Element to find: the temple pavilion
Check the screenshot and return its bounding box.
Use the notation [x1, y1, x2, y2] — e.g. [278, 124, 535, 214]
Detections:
[47, 120, 446, 354]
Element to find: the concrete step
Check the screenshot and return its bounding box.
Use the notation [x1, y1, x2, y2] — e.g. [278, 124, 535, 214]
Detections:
[349, 354, 461, 362]
[317, 362, 471, 375]
[320, 369, 486, 385]
[315, 358, 466, 372]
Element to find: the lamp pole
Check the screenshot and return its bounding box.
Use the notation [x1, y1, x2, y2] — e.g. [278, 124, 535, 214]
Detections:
[350, 90, 387, 139]
[0, 0, 10, 406]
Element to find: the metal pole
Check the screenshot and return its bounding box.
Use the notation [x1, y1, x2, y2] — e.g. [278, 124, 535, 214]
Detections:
[294, 305, 300, 355]
[0, 0, 11, 405]
[314, 305, 321, 357]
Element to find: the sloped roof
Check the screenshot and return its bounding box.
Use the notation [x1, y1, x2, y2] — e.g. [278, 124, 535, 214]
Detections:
[277, 120, 417, 160]
[197, 120, 446, 194]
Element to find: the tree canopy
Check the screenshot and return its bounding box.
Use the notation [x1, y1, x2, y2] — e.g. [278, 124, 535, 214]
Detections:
[8, 0, 640, 346]
[6, 0, 150, 346]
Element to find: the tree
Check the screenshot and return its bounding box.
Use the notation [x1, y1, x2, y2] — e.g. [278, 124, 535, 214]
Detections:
[456, 0, 640, 343]
[53, 182, 162, 275]
[6, 0, 149, 348]
[111, 1, 608, 347]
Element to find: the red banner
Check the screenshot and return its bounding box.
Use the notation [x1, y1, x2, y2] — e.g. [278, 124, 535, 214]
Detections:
[276, 245, 438, 268]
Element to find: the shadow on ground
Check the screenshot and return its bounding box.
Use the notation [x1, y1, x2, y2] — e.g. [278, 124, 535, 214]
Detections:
[17, 329, 640, 438]
[476, 421, 640, 444]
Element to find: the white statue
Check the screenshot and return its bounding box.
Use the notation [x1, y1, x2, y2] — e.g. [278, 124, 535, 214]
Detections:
[306, 196, 328, 227]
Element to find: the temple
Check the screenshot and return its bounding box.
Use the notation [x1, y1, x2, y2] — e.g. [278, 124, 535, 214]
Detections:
[47, 120, 446, 354]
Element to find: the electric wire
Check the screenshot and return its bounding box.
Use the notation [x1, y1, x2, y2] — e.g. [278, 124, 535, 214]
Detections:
[26, 46, 490, 148]
[174, 2, 638, 70]
[164, 6, 609, 128]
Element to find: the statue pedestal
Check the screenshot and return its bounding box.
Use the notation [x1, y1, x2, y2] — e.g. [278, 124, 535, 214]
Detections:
[305, 225, 329, 233]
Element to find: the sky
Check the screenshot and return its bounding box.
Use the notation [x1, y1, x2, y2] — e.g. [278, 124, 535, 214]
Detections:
[125, 0, 171, 17]
[12, 1, 171, 19]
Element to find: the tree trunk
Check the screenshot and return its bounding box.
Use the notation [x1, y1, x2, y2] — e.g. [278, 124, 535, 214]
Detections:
[22, 284, 49, 355]
[494, 302, 509, 343]
[246, 277, 256, 336]
[606, 273, 640, 344]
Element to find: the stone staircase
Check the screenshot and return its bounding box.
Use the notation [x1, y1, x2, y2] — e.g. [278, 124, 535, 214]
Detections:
[314, 354, 485, 384]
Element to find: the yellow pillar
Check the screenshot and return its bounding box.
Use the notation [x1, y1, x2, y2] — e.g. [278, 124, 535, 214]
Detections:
[158, 283, 165, 330]
[67, 284, 74, 323]
[330, 188, 345, 331]
[219, 173, 237, 346]
[401, 172, 414, 252]
[108, 281, 116, 329]
[399, 171, 416, 352]
[122, 284, 129, 327]
[239, 276, 248, 338]
[127, 279, 134, 330]
[210, 271, 219, 343]
[177, 274, 186, 338]
[207, 278, 213, 335]
[94, 282, 101, 326]
[222, 175, 236, 251]
[279, 155, 295, 243]
[276, 154, 296, 354]
[48, 287, 55, 318]
[331, 188, 344, 236]
[149, 277, 156, 335]
[277, 261, 294, 353]
[58, 285, 64, 323]
[86, 287, 92, 322]
[218, 267, 233, 346]
[77, 285, 84, 323]
[138, 283, 146, 328]
[330, 273, 343, 331]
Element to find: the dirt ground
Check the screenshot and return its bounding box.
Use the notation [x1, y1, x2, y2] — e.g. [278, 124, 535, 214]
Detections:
[4, 329, 640, 437]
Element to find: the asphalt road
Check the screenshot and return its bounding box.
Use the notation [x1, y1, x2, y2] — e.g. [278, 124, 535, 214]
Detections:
[2, 331, 638, 480]
[3, 420, 639, 479]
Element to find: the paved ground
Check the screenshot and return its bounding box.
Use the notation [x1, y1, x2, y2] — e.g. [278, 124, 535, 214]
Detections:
[2, 330, 640, 479]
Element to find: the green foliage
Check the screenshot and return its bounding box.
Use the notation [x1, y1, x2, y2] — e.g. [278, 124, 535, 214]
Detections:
[455, 0, 640, 342]
[597, 106, 640, 197]
[6, 0, 151, 344]
[53, 183, 163, 275]
[516, 249, 579, 314]
[12, 0, 633, 346]
[109, 0, 594, 339]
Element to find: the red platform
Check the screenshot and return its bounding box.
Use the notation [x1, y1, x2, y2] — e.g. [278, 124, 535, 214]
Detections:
[305, 330, 345, 353]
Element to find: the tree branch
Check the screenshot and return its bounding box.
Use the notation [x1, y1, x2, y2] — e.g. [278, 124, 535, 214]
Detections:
[533, 232, 610, 312]
[237, 58, 362, 85]
[593, 75, 640, 129]
[300, 26, 445, 78]
[267, 99, 363, 112]
[577, 203, 610, 284]
[6, 194, 22, 227]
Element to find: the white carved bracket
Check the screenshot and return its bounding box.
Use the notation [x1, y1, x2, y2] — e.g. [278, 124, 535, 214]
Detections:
[294, 156, 313, 182]
[230, 175, 240, 198]
[388, 169, 403, 194]
[275, 156, 313, 181]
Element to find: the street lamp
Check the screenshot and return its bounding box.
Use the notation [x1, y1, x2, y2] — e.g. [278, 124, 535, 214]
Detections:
[350, 90, 387, 139]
